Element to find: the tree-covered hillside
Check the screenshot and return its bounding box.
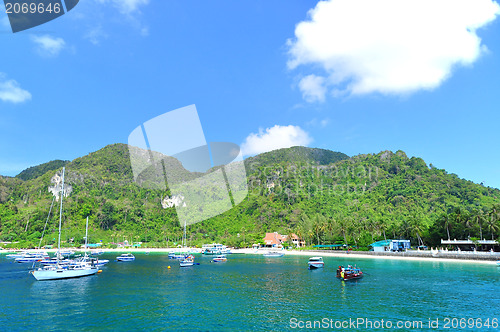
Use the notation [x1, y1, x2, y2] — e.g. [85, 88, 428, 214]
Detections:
[16, 160, 69, 181]
[0, 144, 499, 249]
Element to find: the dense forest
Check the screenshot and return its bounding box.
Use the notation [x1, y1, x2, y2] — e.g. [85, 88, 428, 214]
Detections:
[0, 144, 499, 250]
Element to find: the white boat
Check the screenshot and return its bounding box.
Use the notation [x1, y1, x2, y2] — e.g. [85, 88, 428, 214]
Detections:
[15, 252, 50, 263]
[496, 261, 500, 266]
[6, 250, 30, 259]
[262, 251, 285, 257]
[168, 252, 189, 260]
[32, 168, 100, 281]
[179, 255, 195, 267]
[202, 243, 230, 255]
[212, 255, 227, 262]
[308, 257, 324, 269]
[116, 253, 135, 261]
[90, 249, 105, 256]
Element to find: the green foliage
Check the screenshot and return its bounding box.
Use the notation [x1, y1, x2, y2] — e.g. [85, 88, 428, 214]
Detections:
[16, 160, 69, 181]
[0, 145, 499, 249]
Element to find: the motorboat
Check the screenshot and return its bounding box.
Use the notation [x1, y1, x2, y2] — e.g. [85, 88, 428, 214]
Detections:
[308, 257, 324, 269]
[116, 253, 135, 261]
[212, 255, 227, 262]
[262, 251, 285, 257]
[180, 255, 195, 267]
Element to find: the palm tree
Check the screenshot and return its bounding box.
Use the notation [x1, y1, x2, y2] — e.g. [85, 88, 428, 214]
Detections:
[472, 210, 484, 240]
[312, 214, 326, 245]
[486, 210, 500, 240]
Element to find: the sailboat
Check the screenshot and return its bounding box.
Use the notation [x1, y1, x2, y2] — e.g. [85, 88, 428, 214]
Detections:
[31, 167, 100, 281]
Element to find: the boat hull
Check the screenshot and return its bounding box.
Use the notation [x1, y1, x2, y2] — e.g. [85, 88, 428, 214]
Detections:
[308, 262, 324, 269]
[32, 267, 99, 281]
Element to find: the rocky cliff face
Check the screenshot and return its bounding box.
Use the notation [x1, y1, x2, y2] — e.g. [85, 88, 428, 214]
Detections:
[48, 171, 72, 200]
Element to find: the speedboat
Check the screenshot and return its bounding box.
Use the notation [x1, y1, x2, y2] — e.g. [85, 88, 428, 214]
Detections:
[91, 250, 105, 256]
[179, 255, 195, 267]
[308, 257, 324, 269]
[168, 252, 189, 260]
[15, 252, 50, 263]
[336, 265, 363, 280]
[116, 253, 135, 261]
[212, 255, 227, 262]
[262, 251, 285, 257]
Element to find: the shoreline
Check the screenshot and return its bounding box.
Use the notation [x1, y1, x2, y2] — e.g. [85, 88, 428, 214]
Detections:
[2, 247, 498, 265]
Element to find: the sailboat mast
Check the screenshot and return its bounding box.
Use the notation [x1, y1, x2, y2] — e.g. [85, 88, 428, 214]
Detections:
[57, 167, 65, 264]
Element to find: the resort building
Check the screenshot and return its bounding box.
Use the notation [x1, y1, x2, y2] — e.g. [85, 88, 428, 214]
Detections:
[370, 239, 411, 252]
[263, 232, 305, 248]
[441, 239, 499, 251]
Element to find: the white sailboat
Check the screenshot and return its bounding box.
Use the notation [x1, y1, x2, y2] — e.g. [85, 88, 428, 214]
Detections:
[31, 167, 99, 281]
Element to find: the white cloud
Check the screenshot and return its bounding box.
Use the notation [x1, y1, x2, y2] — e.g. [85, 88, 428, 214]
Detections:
[288, 0, 500, 98]
[298, 74, 327, 102]
[31, 35, 65, 57]
[241, 125, 313, 156]
[1, 16, 10, 28]
[0, 74, 32, 104]
[84, 25, 107, 45]
[96, 0, 149, 15]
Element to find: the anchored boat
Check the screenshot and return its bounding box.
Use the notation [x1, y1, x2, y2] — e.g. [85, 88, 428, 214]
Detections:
[336, 265, 363, 280]
[308, 257, 324, 269]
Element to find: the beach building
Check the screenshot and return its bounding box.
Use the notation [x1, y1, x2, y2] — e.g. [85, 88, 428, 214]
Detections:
[263, 232, 305, 248]
[441, 239, 499, 251]
[370, 239, 411, 252]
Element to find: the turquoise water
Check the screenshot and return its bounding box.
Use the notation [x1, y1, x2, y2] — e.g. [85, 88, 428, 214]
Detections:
[1, 253, 499, 331]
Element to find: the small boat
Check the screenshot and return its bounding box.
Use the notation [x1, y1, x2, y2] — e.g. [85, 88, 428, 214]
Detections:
[90, 250, 105, 256]
[179, 256, 195, 267]
[262, 251, 285, 257]
[116, 253, 135, 261]
[15, 252, 50, 263]
[212, 255, 227, 262]
[308, 257, 324, 269]
[496, 261, 500, 266]
[6, 250, 30, 259]
[168, 252, 189, 260]
[336, 265, 363, 280]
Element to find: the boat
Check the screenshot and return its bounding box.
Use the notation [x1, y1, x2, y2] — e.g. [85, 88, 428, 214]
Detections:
[308, 257, 324, 269]
[15, 251, 50, 263]
[179, 255, 195, 267]
[262, 251, 285, 257]
[336, 265, 363, 280]
[168, 252, 189, 260]
[202, 243, 230, 255]
[6, 250, 31, 259]
[116, 253, 135, 261]
[212, 255, 227, 262]
[31, 168, 100, 281]
[90, 249, 105, 256]
[496, 261, 500, 266]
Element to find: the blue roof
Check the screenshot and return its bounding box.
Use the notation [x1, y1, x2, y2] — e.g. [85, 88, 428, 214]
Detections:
[370, 240, 391, 247]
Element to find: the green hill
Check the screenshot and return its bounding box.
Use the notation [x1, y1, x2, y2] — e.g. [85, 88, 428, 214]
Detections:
[16, 160, 69, 181]
[0, 144, 499, 249]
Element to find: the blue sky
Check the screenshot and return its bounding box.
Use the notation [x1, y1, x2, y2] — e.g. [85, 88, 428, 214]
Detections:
[1, 0, 500, 189]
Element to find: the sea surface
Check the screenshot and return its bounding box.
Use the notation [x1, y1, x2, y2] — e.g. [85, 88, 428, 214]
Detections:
[0, 253, 499, 331]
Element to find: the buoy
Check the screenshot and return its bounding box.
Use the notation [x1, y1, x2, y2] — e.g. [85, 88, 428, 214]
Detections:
[167, 266, 171, 269]
[98, 270, 103, 273]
